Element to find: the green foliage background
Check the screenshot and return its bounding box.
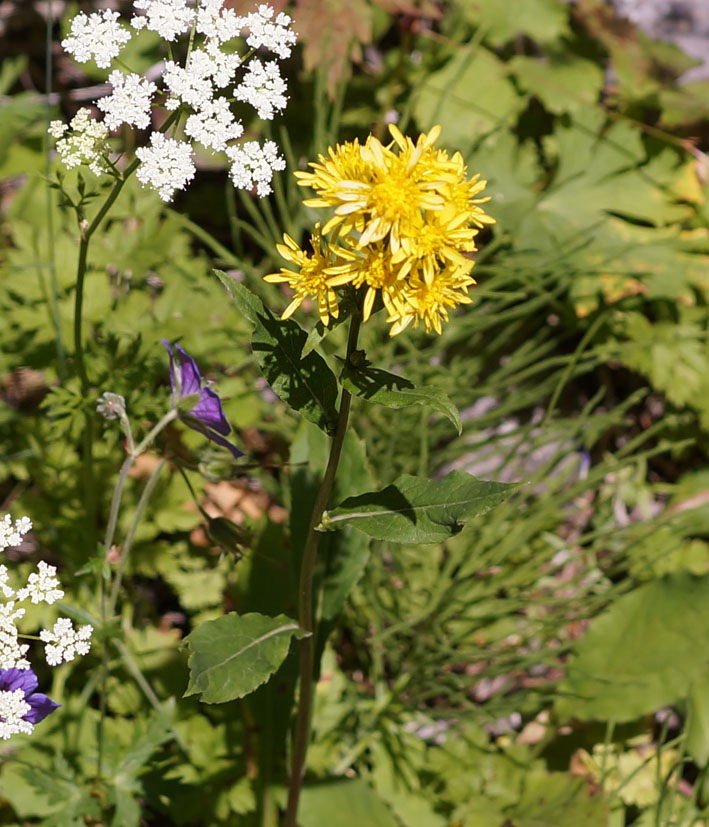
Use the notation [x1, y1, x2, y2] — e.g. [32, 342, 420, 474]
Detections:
[2, 0, 709, 824]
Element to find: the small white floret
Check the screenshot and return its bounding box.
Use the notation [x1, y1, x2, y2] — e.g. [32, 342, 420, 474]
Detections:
[131, 0, 195, 41]
[235, 4, 297, 59]
[185, 97, 244, 152]
[41, 618, 93, 666]
[97, 71, 157, 131]
[162, 58, 215, 110]
[234, 59, 287, 120]
[16, 561, 64, 606]
[196, 0, 243, 44]
[136, 133, 196, 202]
[226, 139, 285, 197]
[0, 515, 32, 553]
[61, 10, 132, 69]
[49, 108, 110, 176]
[0, 602, 29, 670]
[0, 689, 32, 740]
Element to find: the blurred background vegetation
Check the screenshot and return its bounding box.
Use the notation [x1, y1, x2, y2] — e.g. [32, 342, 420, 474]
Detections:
[3, 0, 709, 824]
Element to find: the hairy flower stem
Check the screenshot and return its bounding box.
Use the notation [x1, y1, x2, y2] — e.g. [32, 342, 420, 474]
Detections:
[285, 311, 361, 827]
[71, 111, 181, 550]
[95, 409, 176, 779]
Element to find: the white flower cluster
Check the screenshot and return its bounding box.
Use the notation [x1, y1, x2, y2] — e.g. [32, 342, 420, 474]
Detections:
[0, 515, 93, 671]
[136, 133, 197, 202]
[48, 109, 110, 176]
[52, 2, 297, 201]
[0, 689, 33, 740]
[0, 515, 31, 553]
[61, 10, 132, 69]
[226, 140, 285, 197]
[41, 619, 93, 667]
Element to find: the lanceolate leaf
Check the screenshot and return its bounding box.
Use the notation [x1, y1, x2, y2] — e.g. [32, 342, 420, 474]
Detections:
[184, 612, 307, 703]
[340, 363, 462, 434]
[215, 271, 339, 433]
[320, 471, 519, 543]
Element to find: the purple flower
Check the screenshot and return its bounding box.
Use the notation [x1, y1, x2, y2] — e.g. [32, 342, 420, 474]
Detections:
[163, 340, 244, 459]
[0, 667, 60, 725]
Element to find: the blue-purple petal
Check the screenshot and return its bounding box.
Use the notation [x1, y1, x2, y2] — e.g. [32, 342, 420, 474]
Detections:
[23, 692, 60, 724]
[0, 668, 38, 694]
[174, 344, 202, 397]
[191, 387, 231, 435]
[187, 420, 244, 459]
[162, 339, 177, 393]
[164, 341, 243, 459]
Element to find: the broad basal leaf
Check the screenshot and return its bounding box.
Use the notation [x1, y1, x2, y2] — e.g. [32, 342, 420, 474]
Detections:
[556, 573, 709, 722]
[341, 363, 461, 434]
[215, 271, 339, 433]
[184, 612, 306, 703]
[320, 470, 519, 543]
[298, 778, 398, 827]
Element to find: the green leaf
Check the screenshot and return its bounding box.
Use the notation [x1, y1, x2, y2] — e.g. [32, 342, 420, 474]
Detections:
[509, 53, 604, 115]
[184, 612, 307, 703]
[414, 48, 526, 150]
[215, 271, 339, 433]
[460, 0, 571, 46]
[298, 779, 398, 827]
[341, 363, 462, 434]
[687, 667, 709, 766]
[556, 573, 709, 722]
[320, 471, 519, 543]
[509, 771, 609, 827]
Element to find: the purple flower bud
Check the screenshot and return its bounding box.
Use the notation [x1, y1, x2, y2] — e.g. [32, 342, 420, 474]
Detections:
[163, 340, 244, 459]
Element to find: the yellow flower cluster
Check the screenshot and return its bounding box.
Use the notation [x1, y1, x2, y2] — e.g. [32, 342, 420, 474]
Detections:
[265, 124, 494, 336]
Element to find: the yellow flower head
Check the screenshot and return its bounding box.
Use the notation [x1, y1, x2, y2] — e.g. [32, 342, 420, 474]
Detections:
[264, 224, 344, 326]
[268, 125, 494, 335]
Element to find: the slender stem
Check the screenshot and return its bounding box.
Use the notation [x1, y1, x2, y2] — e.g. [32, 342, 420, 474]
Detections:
[284, 312, 361, 827]
[95, 409, 176, 778]
[44, 0, 67, 381]
[108, 457, 166, 617]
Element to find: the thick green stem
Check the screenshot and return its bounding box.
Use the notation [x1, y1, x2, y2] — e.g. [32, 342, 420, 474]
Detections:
[284, 313, 361, 827]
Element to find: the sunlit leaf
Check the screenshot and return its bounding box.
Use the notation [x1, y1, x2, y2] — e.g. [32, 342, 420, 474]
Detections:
[184, 612, 307, 703]
[215, 271, 339, 433]
[556, 573, 709, 721]
[341, 363, 461, 434]
[321, 471, 519, 543]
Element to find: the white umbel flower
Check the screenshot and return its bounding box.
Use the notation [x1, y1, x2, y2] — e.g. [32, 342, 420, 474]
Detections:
[136, 133, 196, 201]
[131, 0, 195, 41]
[40, 619, 93, 666]
[48, 108, 110, 176]
[162, 58, 215, 110]
[0, 602, 29, 670]
[0, 515, 31, 553]
[61, 9, 132, 69]
[201, 41, 242, 88]
[226, 139, 285, 197]
[16, 562, 64, 606]
[185, 97, 244, 152]
[196, 0, 243, 44]
[236, 4, 296, 59]
[97, 71, 157, 131]
[0, 690, 33, 740]
[234, 59, 287, 120]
